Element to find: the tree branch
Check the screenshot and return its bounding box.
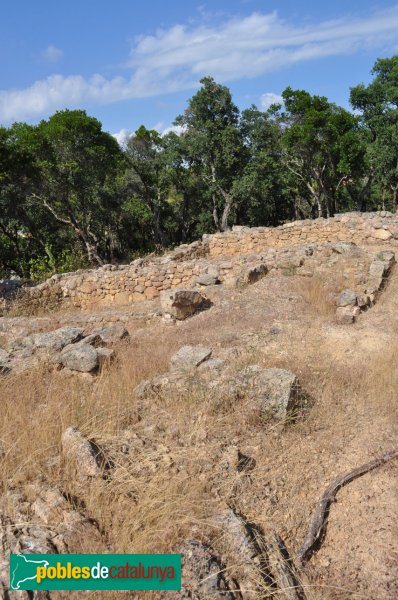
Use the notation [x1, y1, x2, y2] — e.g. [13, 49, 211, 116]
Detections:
[297, 447, 398, 565]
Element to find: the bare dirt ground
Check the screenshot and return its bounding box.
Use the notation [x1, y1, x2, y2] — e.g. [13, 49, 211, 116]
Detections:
[1, 266, 397, 599]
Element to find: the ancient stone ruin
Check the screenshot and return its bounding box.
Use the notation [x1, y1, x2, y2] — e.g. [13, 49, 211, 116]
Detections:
[16, 211, 396, 312]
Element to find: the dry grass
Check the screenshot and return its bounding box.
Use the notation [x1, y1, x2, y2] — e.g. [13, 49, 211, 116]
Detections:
[1, 281, 398, 599]
[294, 259, 366, 319]
[295, 275, 337, 317]
[0, 286, 63, 318]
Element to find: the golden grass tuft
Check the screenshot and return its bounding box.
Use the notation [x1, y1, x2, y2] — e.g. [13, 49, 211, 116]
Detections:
[295, 275, 337, 316]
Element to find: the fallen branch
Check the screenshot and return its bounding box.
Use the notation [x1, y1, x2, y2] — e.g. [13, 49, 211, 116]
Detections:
[297, 447, 398, 564]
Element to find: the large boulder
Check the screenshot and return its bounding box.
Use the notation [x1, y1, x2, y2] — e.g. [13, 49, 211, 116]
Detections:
[59, 342, 99, 372]
[30, 326, 83, 352]
[160, 288, 208, 320]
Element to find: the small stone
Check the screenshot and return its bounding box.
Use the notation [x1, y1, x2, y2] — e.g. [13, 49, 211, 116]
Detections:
[336, 289, 357, 307]
[93, 324, 129, 345]
[196, 274, 220, 286]
[170, 346, 212, 371]
[61, 427, 101, 478]
[97, 347, 115, 366]
[0, 347, 9, 366]
[373, 228, 392, 240]
[336, 307, 355, 324]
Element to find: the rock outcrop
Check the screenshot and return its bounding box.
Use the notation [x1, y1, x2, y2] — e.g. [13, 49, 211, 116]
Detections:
[136, 346, 304, 422]
[0, 324, 129, 376]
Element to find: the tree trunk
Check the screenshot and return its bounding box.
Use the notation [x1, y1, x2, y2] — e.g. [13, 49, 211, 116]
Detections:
[391, 184, 398, 210]
[212, 193, 220, 230]
[354, 173, 374, 212]
[219, 189, 234, 232]
[77, 230, 104, 266]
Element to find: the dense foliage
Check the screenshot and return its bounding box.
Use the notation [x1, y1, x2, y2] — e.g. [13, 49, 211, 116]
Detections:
[1, 56, 397, 279]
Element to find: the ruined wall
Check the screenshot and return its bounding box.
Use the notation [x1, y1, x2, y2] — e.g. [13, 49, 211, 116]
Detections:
[26, 211, 398, 309]
[206, 211, 398, 257]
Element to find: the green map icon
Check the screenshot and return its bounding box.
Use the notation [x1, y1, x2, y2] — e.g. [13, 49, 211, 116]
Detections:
[10, 554, 49, 590]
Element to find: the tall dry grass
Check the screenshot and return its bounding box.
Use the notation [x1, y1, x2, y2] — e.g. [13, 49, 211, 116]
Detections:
[1, 305, 398, 599]
[295, 275, 337, 317]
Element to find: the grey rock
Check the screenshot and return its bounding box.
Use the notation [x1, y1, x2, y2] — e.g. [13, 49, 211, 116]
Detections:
[0, 347, 9, 365]
[369, 260, 390, 279]
[8, 336, 35, 353]
[174, 539, 239, 600]
[80, 332, 103, 346]
[224, 263, 268, 289]
[135, 379, 154, 400]
[97, 347, 115, 366]
[0, 347, 11, 374]
[31, 327, 83, 352]
[93, 323, 129, 345]
[170, 346, 212, 371]
[377, 251, 395, 263]
[196, 273, 220, 286]
[135, 373, 181, 399]
[212, 510, 260, 593]
[331, 241, 357, 254]
[160, 288, 208, 320]
[60, 342, 99, 372]
[336, 289, 357, 307]
[61, 426, 101, 477]
[197, 358, 225, 373]
[336, 307, 356, 324]
[242, 366, 301, 420]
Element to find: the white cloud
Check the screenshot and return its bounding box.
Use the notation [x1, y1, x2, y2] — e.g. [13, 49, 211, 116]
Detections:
[112, 128, 133, 147]
[153, 121, 186, 136]
[2, 6, 398, 123]
[41, 45, 64, 63]
[161, 124, 186, 136]
[112, 123, 186, 146]
[261, 93, 284, 110]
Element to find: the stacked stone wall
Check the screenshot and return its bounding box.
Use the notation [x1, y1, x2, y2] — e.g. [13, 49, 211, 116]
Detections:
[206, 211, 398, 257]
[26, 211, 398, 309]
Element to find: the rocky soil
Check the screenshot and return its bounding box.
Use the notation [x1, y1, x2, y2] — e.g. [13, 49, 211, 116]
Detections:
[0, 239, 397, 599]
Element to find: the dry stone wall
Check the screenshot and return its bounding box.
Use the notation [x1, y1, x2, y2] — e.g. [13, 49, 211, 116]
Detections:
[206, 211, 398, 257]
[26, 211, 398, 309]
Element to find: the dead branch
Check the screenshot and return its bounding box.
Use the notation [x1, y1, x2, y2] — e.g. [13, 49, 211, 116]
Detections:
[297, 447, 398, 564]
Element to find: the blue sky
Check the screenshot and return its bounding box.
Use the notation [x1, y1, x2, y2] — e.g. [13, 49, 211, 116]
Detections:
[1, 1, 398, 142]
